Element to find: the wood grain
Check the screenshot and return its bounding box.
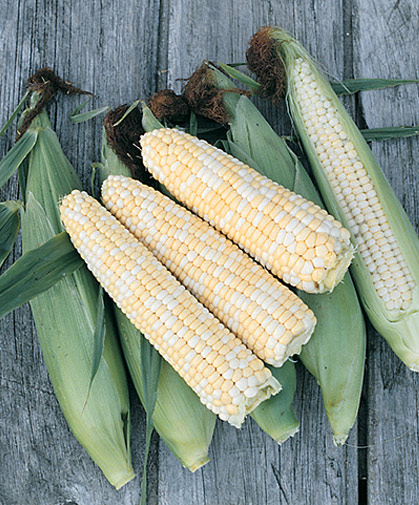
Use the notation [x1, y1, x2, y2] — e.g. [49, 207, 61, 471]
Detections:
[0, 0, 418, 504]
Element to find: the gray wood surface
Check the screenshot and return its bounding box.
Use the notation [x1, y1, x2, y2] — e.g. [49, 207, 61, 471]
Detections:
[0, 1, 417, 504]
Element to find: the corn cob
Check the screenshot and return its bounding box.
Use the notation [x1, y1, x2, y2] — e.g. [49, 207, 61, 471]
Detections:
[18, 103, 134, 488]
[181, 61, 366, 445]
[259, 27, 419, 370]
[140, 128, 354, 294]
[102, 175, 316, 366]
[99, 128, 216, 471]
[60, 190, 281, 427]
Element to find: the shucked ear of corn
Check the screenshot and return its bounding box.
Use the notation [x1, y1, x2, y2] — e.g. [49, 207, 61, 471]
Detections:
[17, 100, 134, 488]
[98, 129, 216, 471]
[140, 130, 354, 295]
[183, 62, 366, 445]
[260, 27, 419, 371]
[60, 190, 281, 427]
[102, 175, 316, 367]
[141, 106, 301, 443]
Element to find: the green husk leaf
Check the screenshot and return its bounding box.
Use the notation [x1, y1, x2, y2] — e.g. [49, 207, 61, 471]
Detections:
[0, 91, 30, 137]
[98, 130, 132, 181]
[231, 95, 365, 445]
[0, 200, 21, 268]
[269, 27, 419, 371]
[113, 100, 141, 127]
[71, 106, 110, 124]
[226, 62, 247, 67]
[17, 100, 134, 488]
[331, 77, 419, 95]
[140, 419, 154, 505]
[17, 157, 30, 204]
[360, 125, 419, 141]
[0, 129, 38, 189]
[218, 62, 261, 92]
[196, 125, 225, 134]
[83, 286, 107, 410]
[140, 105, 174, 199]
[203, 62, 365, 444]
[250, 361, 299, 443]
[140, 338, 162, 419]
[90, 163, 99, 198]
[137, 280, 162, 503]
[70, 98, 92, 118]
[189, 110, 198, 136]
[139, 336, 162, 505]
[0, 228, 83, 319]
[141, 101, 165, 131]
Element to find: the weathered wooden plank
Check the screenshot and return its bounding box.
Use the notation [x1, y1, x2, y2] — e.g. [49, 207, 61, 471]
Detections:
[158, 1, 359, 504]
[0, 1, 163, 504]
[354, 0, 419, 504]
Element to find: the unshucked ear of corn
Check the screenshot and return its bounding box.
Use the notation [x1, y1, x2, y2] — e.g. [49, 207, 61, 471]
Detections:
[99, 129, 216, 470]
[182, 62, 366, 445]
[258, 27, 419, 371]
[140, 128, 354, 294]
[17, 100, 134, 488]
[60, 190, 281, 427]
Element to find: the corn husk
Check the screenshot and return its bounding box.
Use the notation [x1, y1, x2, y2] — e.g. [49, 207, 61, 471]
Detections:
[194, 63, 366, 445]
[97, 126, 216, 471]
[0, 200, 21, 268]
[251, 361, 298, 442]
[13, 97, 134, 488]
[265, 27, 419, 371]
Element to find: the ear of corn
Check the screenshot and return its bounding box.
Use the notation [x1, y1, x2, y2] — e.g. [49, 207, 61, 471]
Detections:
[140, 127, 354, 294]
[60, 190, 281, 427]
[0, 200, 21, 268]
[189, 62, 366, 445]
[131, 105, 301, 443]
[99, 129, 216, 471]
[102, 175, 316, 367]
[106, 111, 301, 444]
[266, 27, 419, 371]
[18, 105, 134, 489]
